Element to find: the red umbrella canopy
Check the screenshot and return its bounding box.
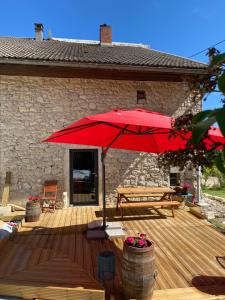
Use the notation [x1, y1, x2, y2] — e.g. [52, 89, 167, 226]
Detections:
[44, 108, 225, 153]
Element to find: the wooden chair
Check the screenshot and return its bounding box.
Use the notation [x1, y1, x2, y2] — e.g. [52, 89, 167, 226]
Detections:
[40, 180, 58, 212]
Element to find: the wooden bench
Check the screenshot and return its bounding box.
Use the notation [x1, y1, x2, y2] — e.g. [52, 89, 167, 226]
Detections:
[116, 186, 178, 218]
[120, 193, 164, 198]
[119, 200, 180, 218]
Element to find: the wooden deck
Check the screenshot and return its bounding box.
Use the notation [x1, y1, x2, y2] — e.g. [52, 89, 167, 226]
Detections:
[0, 206, 225, 299]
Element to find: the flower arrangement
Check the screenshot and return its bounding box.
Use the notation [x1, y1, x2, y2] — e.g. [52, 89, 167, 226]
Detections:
[181, 182, 192, 195]
[182, 182, 192, 190]
[26, 195, 42, 222]
[125, 233, 150, 248]
[28, 195, 41, 203]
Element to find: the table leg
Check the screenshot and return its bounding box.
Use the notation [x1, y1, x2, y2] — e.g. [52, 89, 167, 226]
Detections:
[160, 192, 168, 208]
[116, 193, 120, 210]
[172, 205, 175, 218]
[160, 192, 168, 201]
[120, 205, 123, 220]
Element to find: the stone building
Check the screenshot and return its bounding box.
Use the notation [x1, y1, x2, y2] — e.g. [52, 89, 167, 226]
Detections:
[0, 24, 207, 207]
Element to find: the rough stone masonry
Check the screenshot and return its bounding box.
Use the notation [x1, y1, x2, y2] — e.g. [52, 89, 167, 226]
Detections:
[0, 75, 200, 206]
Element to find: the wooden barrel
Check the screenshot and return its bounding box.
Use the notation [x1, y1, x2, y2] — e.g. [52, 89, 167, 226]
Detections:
[122, 240, 156, 300]
[25, 201, 41, 222]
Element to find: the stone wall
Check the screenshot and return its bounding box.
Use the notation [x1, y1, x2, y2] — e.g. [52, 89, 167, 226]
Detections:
[0, 75, 200, 206]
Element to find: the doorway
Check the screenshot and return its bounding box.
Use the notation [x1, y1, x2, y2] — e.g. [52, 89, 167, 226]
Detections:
[69, 149, 98, 205]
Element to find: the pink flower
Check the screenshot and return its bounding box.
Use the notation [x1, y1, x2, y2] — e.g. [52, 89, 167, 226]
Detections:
[140, 233, 146, 239]
[137, 239, 145, 247]
[182, 182, 192, 189]
[28, 195, 40, 202]
[126, 237, 135, 245]
[124, 233, 149, 248]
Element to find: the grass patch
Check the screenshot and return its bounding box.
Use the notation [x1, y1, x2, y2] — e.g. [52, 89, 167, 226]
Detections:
[202, 187, 225, 198]
[209, 218, 225, 232]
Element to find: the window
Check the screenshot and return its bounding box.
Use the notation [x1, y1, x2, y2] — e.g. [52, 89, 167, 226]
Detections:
[137, 90, 147, 104]
[169, 172, 180, 187]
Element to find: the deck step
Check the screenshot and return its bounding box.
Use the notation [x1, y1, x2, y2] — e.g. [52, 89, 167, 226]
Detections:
[152, 286, 225, 299]
[190, 207, 206, 219]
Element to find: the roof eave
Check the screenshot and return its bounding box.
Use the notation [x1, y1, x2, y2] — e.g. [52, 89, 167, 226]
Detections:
[0, 58, 208, 76]
[0, 58, 209, 82]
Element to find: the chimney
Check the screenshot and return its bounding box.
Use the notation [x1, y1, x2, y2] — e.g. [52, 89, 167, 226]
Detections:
[34, 23, 44, 41]
[100, 24, 112, 45]
[48, 29, 52, 40]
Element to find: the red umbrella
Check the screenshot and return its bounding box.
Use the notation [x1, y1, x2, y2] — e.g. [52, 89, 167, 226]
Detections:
[45, 109, 175, 152]
[45, 108, 224, 152]
[44, 108, 225, 228]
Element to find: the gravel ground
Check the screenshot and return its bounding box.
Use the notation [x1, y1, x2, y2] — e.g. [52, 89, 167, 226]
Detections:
[201, 195, 225, 231]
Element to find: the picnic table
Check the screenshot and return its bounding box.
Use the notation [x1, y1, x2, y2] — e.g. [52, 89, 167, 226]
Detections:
[116, 186, 180, 218]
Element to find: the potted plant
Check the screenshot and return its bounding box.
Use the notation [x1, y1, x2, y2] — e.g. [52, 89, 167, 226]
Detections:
[181, 182, 192, 195]
[122, 233, 157, 300]
[25, 196, 41, 222]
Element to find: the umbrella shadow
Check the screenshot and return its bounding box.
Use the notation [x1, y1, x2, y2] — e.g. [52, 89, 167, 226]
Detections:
[192, 276, 225, 296]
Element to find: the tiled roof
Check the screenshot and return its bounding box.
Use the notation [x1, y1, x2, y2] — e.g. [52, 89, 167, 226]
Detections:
[0, 37, 207, 70]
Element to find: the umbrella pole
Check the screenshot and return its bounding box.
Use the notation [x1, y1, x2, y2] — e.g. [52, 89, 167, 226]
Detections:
[100, 128, 128, 230]
[196, 165, 201, 203]
[197, 165, 206, 206]
[101, 149, 107, 229]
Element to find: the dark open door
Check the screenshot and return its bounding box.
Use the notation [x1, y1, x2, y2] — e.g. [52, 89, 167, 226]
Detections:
[70, 149, 98, 205]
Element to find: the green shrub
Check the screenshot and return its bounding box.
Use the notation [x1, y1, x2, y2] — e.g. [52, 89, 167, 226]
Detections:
[202, 165, 225, 188]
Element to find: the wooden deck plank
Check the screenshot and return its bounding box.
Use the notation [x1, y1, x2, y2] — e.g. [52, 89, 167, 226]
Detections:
[169, 222, 225, 277]
[68, 209, 77, 262]
[26, 247, 43, 270]
[0, 281, 104, 300]
[134, 207, 190, 289]
[52, 208, 68, 259]
[38, 212, 57, 264]
[83, 233, 94, 278]
[0, 244, 19, 278]
[0, 207, 225, 300]
[129, 206, 172, 290]
[45, 209, 63, 253]
[152, 215, 215, 286]
[114, 206, 225, 291]
[35, 212, 53, 249]
[157, 224, 216, 286]
[152, 286, 225, 300]
[58, 208, 73, 258]
[22, 212, 52, 250]
[164, 211, 225, 260]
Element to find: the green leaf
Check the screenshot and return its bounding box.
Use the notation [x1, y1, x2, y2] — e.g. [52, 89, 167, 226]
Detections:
[192, 110, 214, 124]
[218, 71, 225, 94]
[223, 145, 225, 159]
[191, 116, 216, 147]
[215, 107, 225, 137]
[210, 52, 225, 67]
[215, 151, 225, 174]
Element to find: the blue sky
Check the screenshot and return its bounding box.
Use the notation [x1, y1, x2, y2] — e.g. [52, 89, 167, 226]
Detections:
[0, 0, 224, 110]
